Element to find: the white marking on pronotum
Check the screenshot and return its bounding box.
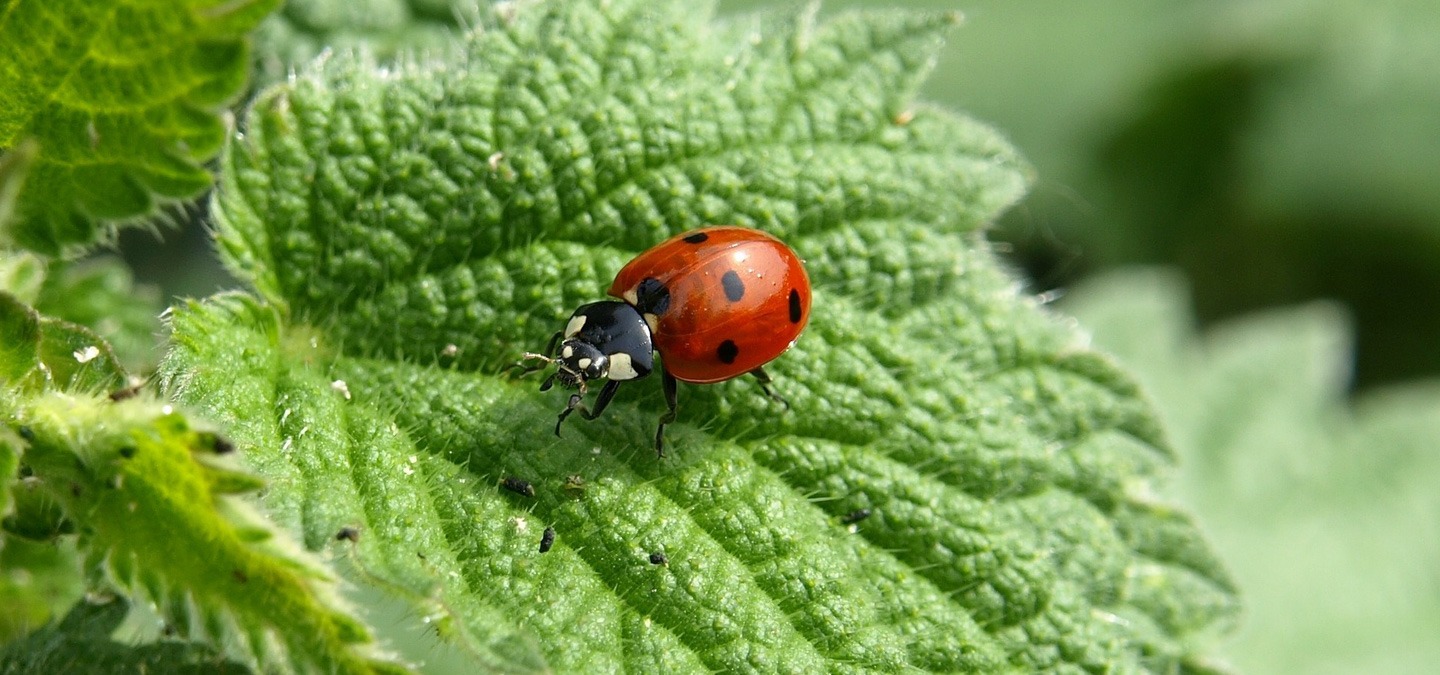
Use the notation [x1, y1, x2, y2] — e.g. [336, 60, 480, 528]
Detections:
[608, 352, 640, 380]
[331, 379, 352, 400]
[565, 315, 587, 337]
[642, 313, 660, 334]
[561, 345, 574, 359]
[577, 357, 592, 370]
[622, 289, 639, 305]
[73, 345, 100, 363]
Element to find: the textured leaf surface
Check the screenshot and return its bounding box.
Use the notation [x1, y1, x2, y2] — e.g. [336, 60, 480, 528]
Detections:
[10, 392, 403, 674]
[169, 1, 1236, 670]
[1066, 269, 1440, 674]
[0, 295, 397, 670]
[0, 0, 279, 256]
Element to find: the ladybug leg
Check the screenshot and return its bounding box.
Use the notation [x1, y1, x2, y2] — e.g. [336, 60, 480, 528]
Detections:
[653, 370, 678, 458]
[554, 380, 623, 437]
[749, 367, 790, 410]
[513, 331, 564, 376]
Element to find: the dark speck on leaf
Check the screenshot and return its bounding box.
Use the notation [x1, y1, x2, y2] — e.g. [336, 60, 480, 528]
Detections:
[502, 476, 536, 497]
[841, 508, 872, 525]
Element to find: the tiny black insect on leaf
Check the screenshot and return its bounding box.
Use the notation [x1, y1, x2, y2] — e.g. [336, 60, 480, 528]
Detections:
[841, 508, 872, 525]
[502, 476, 536, 497]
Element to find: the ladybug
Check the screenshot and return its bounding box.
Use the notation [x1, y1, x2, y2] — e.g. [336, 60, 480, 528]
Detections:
[520, 226, 811, 457]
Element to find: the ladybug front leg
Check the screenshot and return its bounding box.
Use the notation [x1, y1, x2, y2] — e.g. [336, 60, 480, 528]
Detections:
[554, 379, 623, 437]
[513, 331, 564, 376]
[749, 367, 790, 409]
[653, 370, 678, 459]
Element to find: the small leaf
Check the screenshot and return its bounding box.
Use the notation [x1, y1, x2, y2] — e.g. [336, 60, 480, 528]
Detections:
[0, 594, 250, 673]
[0, 532, 86, 645]
[0, 293, 41, 383]
[27, 316, 127, 393]
[0, 0, 281, 256]
[33, 257, 163, 373]
[13, 393, 404, 674]
[0, 251, 46, 304]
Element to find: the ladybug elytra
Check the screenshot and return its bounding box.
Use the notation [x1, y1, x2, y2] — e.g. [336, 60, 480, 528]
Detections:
[520, 226, 812, 457]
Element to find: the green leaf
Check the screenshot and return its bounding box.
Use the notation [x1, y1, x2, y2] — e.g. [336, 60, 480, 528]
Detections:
[11, 393, 404, 673]
[0, 532, 86, 645]
[0, 0, 280, 256]
[1064, 268, 1440, 673]
[0, 252, 164, 373]
[0, 293, 40, 384]
[252, 0, 468, 87]
[2, 289, 391, 669]
[0, 594, 250, 674]
[0, 140, 36, 233]
[0, 252, 46, 305]
[1, 290, 127, 391]
[32, 257, 163, 373]
[171, 0, 1235, 670]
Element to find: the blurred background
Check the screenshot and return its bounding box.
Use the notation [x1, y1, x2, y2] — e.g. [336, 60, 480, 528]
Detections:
[112, 1, 1440, 671]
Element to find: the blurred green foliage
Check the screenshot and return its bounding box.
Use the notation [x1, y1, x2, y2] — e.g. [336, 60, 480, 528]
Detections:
[1066, 270, 1440, 674]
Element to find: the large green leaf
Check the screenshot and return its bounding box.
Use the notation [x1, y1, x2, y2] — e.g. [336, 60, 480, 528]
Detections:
[1065, 269, 1440, 673]
[0, 0, 279, 256]
[166, 1, 1236, 670]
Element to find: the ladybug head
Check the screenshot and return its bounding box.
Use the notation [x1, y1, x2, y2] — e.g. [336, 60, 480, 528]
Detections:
[523, 301, 656, 393]
[548, 339, 609, 389]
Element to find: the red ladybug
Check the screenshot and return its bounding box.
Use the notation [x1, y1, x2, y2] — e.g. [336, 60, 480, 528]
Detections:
[521, 226, 811, 457]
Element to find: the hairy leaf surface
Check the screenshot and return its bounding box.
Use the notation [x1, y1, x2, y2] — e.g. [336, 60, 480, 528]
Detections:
[169, 1, 1237, 670]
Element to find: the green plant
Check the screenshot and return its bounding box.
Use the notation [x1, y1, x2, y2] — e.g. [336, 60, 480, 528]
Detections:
[1066, 270, 1440, 673]
[1, 0, 1237, 671]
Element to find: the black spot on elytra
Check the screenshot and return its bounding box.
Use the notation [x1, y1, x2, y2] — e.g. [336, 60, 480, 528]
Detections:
[788, 289, 803, 323]
[683, 232, 709, 244]
[721, 270, 745, 302]
[636, 277, 671, 315]
[716, 340, 739, 364]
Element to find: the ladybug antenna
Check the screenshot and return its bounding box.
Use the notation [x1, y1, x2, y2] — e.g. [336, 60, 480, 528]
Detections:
[522, 351, 587, 390]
